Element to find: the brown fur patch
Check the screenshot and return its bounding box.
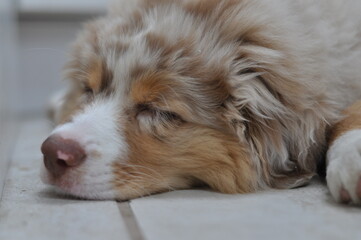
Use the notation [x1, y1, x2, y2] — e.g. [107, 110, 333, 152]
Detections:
[131, 71, 177, 105]
[328, 100, 361, 145]
[88, 59, 103, 93]
[112, 121, 258, 198]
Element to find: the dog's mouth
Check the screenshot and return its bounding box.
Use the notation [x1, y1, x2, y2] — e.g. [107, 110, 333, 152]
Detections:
[41, 165, 120, 200]
[41, 163, 85, 196]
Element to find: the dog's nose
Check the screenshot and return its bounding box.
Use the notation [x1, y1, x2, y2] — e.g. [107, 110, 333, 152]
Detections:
[41, 135, 86, 176]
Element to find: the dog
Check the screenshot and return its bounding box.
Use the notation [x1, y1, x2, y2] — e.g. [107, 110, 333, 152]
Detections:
[41, 0, 361, 203]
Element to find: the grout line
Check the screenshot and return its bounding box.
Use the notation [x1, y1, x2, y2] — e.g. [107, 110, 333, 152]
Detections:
[117, 201, 145, 240]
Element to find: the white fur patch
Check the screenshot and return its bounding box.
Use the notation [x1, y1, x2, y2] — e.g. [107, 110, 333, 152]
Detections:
[42, 98, 127, 199]
[326, 129, 361, 204]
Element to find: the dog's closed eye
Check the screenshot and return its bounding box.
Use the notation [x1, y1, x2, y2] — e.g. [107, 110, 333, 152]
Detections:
[83, 86, 94, 95]
[79, 81, 93, 94]
[136, 103, 183, 122]
[135, 103, 184, 135]
[159, 111, 183, 122]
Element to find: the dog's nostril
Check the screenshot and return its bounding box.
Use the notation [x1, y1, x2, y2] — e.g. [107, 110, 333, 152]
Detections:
[56, 159, 68, 168]
[41, 134, 86, 177]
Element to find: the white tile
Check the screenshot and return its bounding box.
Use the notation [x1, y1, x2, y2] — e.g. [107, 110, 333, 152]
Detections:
[131, 180, 361, 240]
[0, 119, 131, 240]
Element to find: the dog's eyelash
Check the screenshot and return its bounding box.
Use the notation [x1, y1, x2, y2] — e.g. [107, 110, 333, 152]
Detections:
[83, 86, 94, 95]
[137, 103, 152, 113]
[136, 104, 183, 122]
[159, 111, 182, 121]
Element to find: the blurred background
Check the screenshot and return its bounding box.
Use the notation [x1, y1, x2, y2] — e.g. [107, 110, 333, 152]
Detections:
[14, 0, 111, 114]
[0, 0, 110, 196]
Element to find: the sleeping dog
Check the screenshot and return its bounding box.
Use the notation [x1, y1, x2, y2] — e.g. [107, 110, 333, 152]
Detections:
[41, 0, 361, 203]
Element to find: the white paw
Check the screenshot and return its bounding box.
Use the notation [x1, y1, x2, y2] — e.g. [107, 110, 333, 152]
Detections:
[326, 129, 361, 204]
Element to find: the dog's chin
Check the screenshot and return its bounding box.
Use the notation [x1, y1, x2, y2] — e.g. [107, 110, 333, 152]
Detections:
[40, 167, 117, 200]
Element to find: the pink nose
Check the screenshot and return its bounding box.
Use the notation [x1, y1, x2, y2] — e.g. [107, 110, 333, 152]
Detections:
[41, 135, 86, 177]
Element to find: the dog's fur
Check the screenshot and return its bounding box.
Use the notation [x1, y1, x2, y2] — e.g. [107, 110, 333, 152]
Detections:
[42, 0, 361, 202]
[327, 100, 361, 204]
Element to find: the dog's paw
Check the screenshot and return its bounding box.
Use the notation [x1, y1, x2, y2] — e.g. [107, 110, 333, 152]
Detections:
[326, 129, 361, 204]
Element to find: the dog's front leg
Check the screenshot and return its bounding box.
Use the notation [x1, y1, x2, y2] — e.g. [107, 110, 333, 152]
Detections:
[326, 100, 361, 204]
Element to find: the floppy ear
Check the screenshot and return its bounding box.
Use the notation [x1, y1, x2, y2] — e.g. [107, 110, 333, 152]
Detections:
[177, 0, 337, 188]
[174, 127, 260, 194]
[223, 42, 336, 189]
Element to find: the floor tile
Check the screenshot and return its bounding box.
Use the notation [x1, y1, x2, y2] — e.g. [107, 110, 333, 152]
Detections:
[131, 180, 361, 240]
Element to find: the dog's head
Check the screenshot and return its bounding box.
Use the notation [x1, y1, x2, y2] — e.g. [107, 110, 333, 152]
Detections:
[41, 0, 329, 200]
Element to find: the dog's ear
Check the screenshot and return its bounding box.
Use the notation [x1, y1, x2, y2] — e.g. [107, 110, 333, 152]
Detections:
[175, 127, 260, 194]
[223, 43, 332, 189]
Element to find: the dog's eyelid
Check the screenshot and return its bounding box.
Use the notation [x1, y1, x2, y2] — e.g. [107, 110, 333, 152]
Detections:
[81, 84, 94, 95]
[137, 103, 152, 112]
[135, 103, 156, 119]
[161, 111, 184, 122]
[135, 103, 184, 122]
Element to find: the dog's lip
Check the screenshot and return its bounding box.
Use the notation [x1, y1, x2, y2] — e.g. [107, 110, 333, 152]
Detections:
[41, 167, 80, 192]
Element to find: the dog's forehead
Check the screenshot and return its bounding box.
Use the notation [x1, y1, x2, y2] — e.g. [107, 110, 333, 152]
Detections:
[70, 5, 235, 119]
[77, 22, 180, 96]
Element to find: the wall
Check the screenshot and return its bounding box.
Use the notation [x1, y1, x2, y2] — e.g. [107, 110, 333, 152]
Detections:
[0, 0, 19, 198]
[17, 20, 82, 114]
[17, 2, 105, 114]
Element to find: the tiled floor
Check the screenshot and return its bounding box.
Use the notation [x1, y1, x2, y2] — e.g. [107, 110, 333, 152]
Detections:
[1, 118, 361, 240]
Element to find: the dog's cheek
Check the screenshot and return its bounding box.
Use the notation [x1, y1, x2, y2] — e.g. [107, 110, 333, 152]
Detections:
[112, 124, 260, 199]
[110, 127, 194, 200]
[111, 161, 194, 200]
